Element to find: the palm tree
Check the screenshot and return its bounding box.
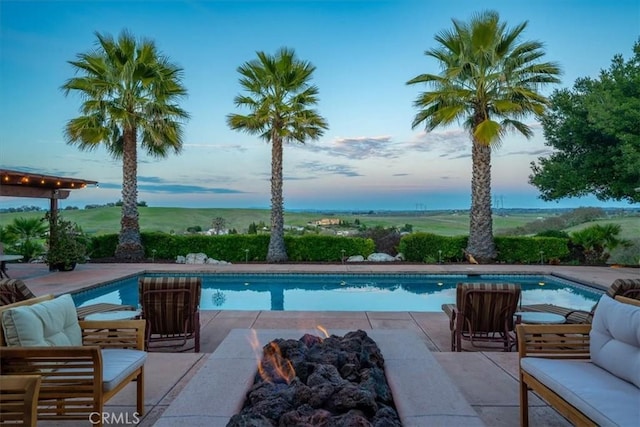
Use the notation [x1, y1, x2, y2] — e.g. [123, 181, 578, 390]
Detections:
[62, 31, 189, 260]
[5, 217, 48, 261]
[407, 11, 561, 262]
[227, 48, 328, 262]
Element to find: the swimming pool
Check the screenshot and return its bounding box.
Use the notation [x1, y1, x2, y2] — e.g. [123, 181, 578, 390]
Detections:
[71, 273, 603, 312]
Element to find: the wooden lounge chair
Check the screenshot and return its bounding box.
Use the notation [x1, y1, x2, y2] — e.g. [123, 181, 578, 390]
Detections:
[520, 278, 640, 324]
[138, 277, 202, 352]
[0, 294, 146, 427]
[0, 278, 135, 319]
[442, 283, 521, 352]
[0, 374, 41, 426]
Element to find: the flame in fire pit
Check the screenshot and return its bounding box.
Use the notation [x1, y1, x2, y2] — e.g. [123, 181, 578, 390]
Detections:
[248, 330, 295, 384]
[316, 325, 329, 338]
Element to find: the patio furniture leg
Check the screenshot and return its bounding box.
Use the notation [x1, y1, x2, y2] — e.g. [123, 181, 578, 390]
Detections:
[137, 368, 145, 415]
[520, 372, 529, 427]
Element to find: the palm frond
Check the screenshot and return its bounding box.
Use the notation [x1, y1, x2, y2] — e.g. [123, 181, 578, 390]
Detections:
[62, 30, 189, 158]
[408, 10, 561, 141]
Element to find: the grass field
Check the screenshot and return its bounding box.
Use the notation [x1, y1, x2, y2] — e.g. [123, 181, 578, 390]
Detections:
[1, 207, 637, 238]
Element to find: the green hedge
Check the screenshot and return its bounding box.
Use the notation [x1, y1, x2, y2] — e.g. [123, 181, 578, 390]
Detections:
[399, 233, 468, 262]
[88, 234, 119, 258]
[90, 232, 568, 264]
[399, 233, 569, 264]
[285, 235, 375, 262]
[494, 236, 569, 263]
[89, 233, 374, 262]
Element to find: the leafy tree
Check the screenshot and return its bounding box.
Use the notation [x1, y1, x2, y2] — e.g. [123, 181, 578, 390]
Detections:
[227, 48, 328, 262]
[211, 217, 226, 235]
[531, 41, 640, 203]
[247, 222, 258, 235]
[62, 31, 189, 260]
[400, 223, 413, 233]
[407, 10, 561, 262]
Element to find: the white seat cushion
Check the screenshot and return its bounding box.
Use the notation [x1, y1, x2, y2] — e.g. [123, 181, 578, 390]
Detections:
[521, 357, 640, 427]
[101, 349, 147, 392]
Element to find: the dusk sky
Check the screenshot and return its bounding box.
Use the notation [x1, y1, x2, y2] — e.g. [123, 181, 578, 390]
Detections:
[1, 0, 639, 211]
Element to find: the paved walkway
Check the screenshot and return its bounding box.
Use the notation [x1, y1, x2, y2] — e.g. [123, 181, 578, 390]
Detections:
[4, 262, 638, 426]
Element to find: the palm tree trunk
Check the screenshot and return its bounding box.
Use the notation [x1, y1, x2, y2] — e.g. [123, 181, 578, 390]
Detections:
[115, 127, 145, 261]
[267, 134, 288, 262]
[467, 139, 497, 262]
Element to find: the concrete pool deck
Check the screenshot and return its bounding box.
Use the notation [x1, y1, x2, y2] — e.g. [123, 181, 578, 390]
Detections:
[4, 261, 638, 426]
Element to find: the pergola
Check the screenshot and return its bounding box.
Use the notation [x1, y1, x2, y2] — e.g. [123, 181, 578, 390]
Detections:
[0, 168, 98, 225]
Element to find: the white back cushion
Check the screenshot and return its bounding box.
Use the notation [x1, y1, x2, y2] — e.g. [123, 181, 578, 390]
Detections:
[590, 294, 640, 387]
[1, 294, 82, 346]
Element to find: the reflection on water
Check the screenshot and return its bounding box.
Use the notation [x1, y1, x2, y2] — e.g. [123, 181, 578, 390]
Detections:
[72, 274, 602, 312]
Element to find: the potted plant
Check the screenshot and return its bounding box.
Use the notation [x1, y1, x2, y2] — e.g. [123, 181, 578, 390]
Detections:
[45, 214, 89, 271]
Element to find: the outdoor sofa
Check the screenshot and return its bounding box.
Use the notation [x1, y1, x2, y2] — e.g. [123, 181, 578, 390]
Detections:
[517, 294, 640, 426]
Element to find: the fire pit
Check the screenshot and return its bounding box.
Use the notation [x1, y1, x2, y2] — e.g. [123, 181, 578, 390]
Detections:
[154, 329, 484, 426]
[227, 330, 401, 426]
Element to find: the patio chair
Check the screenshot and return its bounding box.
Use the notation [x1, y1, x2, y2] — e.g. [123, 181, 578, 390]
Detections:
[0, 374, 41, 426]
[442, 283, 521, 352]
[0, 294, 146, 427]
[138, 277, 201, 352]
[520, 278, 640, 324]
[0, 278, 136, 319]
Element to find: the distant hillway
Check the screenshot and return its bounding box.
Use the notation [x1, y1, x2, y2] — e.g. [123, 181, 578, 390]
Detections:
[0, 206, 638, 238]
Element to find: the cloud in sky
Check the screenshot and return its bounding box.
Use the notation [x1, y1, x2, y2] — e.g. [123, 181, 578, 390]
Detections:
[296, 161, 363, 177]
[183, 143, 248, 152]
[298, 135, 401, 159]
[502, 148, 555, 157]
[98, 176, 247, 194]
[408, 128, 471, 157]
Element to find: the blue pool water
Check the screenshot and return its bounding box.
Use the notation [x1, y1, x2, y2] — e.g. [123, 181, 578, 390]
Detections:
[71, 273, 603, 312]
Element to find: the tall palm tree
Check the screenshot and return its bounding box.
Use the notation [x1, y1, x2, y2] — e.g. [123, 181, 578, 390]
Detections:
[62, 31, 189, 260]
[407, 11, 561, 262]
[227, 48, 328, 262]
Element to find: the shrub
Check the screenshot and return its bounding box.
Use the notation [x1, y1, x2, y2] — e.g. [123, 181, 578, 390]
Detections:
[357, 226, 401, 255]
[89, 234, 119, 258]
[535, 230, 570, 239]
[569, 223, 629, 265]
[494, 237, 569, 263]
[608, 237, 640, 265]
[89, 233, 374, 262]
[46, 215, 89, 269]
[286, 235, 375, 261]
[399, 233, 467, 262]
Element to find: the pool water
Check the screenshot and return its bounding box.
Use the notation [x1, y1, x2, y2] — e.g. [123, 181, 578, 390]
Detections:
[71, 273, 603, 312]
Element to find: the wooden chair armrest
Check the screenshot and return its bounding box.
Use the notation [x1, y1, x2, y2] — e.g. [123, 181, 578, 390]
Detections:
[0, 346, 103, 419]
[615, 295, 640, 307]
[516, 324, 591, 359]
[80, 319, 146, 350]
[0, 374, 41, 426]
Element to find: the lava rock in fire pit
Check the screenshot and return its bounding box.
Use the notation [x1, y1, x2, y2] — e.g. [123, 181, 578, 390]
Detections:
[227, 330, 402, 427]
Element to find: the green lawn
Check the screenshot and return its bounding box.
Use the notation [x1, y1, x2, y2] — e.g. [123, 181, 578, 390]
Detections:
[3, 207, 634, 237]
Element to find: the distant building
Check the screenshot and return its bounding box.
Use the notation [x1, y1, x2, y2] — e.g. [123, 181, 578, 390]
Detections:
[309, 218, 341, 226]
